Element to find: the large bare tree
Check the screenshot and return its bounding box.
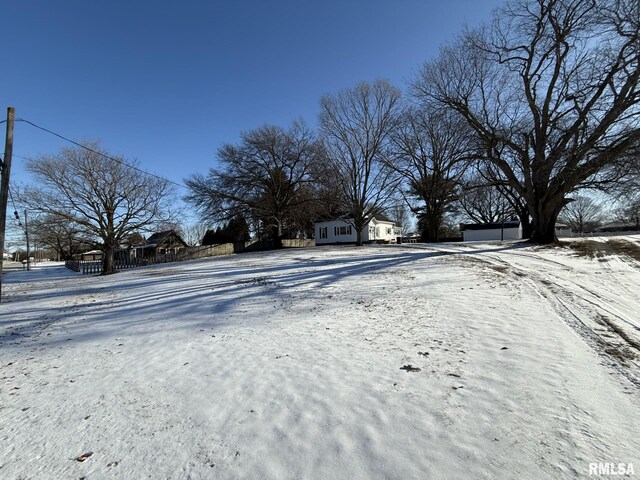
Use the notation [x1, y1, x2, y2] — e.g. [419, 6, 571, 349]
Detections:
[28, 213, 94, 260]
[185, 121, 325, 247]
[25, 142, 175, 274]
[390, 105, 474, 242]
[458, 178, 516, 224]
[559, 195, 603, 233]
[389, 198, 413, 237]
[320, 80, 401, 245]
[181, 222, 209, 247]
[415, 0, 640, 243]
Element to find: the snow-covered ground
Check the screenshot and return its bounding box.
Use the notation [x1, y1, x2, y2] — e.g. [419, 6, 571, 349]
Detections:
[1, 239, 639, 479]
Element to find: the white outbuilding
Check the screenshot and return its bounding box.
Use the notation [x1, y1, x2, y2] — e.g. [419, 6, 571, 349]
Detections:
[314, 213, 401, 245]
[461, 221, 522, 242]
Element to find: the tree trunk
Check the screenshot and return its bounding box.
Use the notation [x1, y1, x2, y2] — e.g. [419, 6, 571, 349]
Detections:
[355, 223, 363, 246]
[273, 222, 283, 249]
[420, 211, 442, 243]
[351, 215, 366, 246]
[519, 208, 532, 240]
[530, 203, 561, 244]
[102, 245, 116, 275]
[427, 218, 440, 242]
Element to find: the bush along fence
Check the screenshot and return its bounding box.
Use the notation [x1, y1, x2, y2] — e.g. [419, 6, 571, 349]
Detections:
[65, 239, 315, 274]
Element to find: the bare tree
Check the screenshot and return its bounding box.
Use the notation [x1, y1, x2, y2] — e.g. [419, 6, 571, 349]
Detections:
[415, 0, 640, 243]
[181, 222, 209, 246]
[614, 192, 640, 229]
[25, 142, 175, 274]
[28, 213, 94, 260]
[559, 195, 603, 233]
[471, 162, 534, 236]
[320, 80, 402, 245]
[390, 105, 474, 241]
[389, 200, 413, 237]
[458, 179, 516, 224]
[185, 122, 324, 247]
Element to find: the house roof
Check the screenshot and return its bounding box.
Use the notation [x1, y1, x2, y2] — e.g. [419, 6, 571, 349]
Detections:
[372, 213, 393, 223]
[144, 230, 189, 248]
[595, 222, 638, 232]
[314, 212, 395, 224]
[461, 221, 521, 231]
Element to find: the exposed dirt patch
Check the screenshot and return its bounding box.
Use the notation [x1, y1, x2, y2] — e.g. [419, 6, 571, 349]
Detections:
[485, 265, 509, 274]
[458, 256, 510, 275]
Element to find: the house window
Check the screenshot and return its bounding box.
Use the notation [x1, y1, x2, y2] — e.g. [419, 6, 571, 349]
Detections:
[319, 227, 327, 239]
[334, 225, 352, 236]
[386, 227, 392, 235]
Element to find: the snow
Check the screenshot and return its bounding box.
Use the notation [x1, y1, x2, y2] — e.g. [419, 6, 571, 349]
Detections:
[1, 240, 639, 479]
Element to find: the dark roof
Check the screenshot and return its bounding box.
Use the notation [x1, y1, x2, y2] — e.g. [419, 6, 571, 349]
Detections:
[314, 211, 395, 224]
[145, 230, 188, 247]
[595, 222, 638, 232]
[314, 211, 352, 222]
[373, 213, 393, 223]
[461, 221, 521, 231]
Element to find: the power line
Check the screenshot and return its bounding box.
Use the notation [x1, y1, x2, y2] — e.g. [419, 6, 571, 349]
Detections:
[5, 153, 32, 161]
[15, 118, 188, 190]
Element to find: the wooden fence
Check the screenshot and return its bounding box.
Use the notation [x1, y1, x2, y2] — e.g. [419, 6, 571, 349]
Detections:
[65, 259, 103, 274]
[65, 239, 315, 275]
[65, 254, 180, 274]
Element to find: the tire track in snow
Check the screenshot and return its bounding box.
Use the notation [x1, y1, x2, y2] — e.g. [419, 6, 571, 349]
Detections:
[456, 251, 640, 388]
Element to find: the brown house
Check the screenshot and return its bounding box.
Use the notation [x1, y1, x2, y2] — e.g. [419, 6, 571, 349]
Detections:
[132, 230, 189, 258]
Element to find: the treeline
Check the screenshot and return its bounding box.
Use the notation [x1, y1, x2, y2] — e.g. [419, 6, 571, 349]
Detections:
[184, 0, 640, 245]
[14, 0, 640, 276]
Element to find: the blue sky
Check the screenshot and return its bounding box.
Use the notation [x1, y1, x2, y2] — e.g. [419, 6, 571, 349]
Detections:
[2, 0, 503, 198]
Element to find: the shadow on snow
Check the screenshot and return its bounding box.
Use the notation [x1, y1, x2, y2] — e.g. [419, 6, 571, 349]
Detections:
[0, 243, 531, 348]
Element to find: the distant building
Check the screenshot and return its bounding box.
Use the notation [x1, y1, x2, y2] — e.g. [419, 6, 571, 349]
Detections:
[78, 250, 103, 261]
[595, 222, 639, 233]
[554, 223, 573, 238]
[462, 221, 574, 241]
[461, 221, 522, 242]
[314, 213, 401, 245]
[131, 230, 189, 258]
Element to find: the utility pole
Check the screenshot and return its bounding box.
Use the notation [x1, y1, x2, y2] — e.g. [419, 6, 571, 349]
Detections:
[0, 107, 15, 302]
[25, 210, 30, 271]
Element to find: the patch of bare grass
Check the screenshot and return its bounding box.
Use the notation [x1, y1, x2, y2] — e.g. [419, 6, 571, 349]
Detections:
[486, 264, 509, 274]
[607, 240, 640, 262]
[556, 238, 640, 262]
[564, 240, 603, 258]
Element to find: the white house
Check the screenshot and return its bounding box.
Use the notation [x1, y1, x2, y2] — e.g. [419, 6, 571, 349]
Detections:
[314, 213, 401, 245]
[461, 221, 522, 242]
